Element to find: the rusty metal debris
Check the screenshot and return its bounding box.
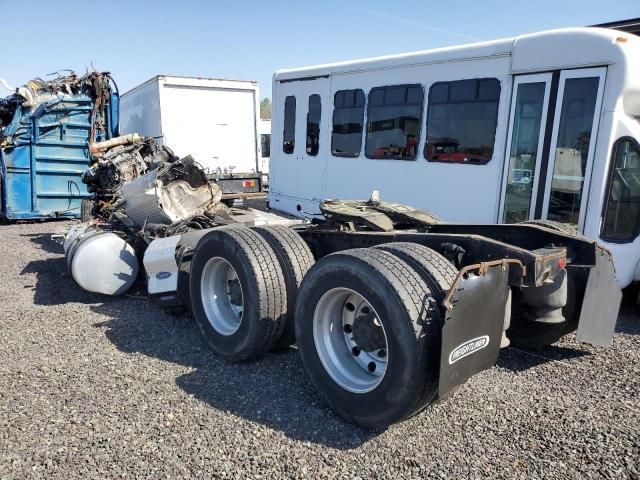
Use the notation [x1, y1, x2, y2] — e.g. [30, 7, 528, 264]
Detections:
[1, 71, 116, 147]
[81, 134, 228, 241]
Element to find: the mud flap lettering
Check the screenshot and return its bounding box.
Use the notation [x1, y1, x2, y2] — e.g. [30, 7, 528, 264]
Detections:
[439, 266, 509, 397]
[576, 247, 622, 346]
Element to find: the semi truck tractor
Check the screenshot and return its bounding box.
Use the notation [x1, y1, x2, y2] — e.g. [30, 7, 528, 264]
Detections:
[62, 185, 621, 428]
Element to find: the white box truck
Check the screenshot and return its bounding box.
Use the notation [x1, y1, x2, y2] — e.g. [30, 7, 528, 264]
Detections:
[119, 75, 264, 199]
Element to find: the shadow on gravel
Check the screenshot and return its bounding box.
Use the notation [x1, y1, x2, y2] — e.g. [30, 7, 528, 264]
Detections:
[22, 232, 67, 254]
[615, 310, 640, 335]
[21, 257, 103, 305]
[617, 287, 640, 335]
[92, 301, 378, 449]
[20, 233, 64, 254]
[496, 345, 589, 372]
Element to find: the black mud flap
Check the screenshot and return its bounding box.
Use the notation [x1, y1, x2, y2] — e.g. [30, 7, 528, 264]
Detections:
[576, 246, 622, 346]
[438, 266, 510, 397]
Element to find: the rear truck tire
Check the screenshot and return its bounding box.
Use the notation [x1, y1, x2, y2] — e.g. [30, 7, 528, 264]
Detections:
[509, 220, 589, 347]
[373, 242, 457, 296]
[188, 226, 287, 362]
[295, 247, 441, 428]
[372, 242, 461, 409]
[251, 225, 315, 349]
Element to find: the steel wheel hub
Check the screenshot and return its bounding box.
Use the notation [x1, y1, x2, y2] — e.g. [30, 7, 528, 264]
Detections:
[313, 287, 389, 393]
[200, 257, 244, 336]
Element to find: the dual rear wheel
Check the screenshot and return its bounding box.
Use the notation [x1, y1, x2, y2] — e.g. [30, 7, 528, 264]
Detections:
[296, 245, 457, 427]
[189, 226, 313, 361]
[189, 226, 457, 427]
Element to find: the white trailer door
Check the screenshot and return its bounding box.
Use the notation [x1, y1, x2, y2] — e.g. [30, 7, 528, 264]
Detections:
[160, 85, 258, 174]
[499, 67, 606, 231]
[272, 77, 329, 206]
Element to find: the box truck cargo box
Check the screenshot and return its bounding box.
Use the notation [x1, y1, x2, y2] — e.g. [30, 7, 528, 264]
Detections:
[119, 76, 264, 198]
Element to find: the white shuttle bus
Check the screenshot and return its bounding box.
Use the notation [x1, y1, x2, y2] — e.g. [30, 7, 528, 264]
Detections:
[268, 28, 640, 287]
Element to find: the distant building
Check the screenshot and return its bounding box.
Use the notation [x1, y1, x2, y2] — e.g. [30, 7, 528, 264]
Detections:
[593, 18, 640, 36]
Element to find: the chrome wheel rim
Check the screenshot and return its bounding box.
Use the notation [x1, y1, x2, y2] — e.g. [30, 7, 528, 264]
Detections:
[313, 287, 389, 393]
[200, 257, 244, 336]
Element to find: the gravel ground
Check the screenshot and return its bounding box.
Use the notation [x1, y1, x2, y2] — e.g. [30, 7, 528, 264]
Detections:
[0, 220, 638, 479]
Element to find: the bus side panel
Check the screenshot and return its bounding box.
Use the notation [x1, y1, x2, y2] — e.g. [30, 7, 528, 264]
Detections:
[271, 56, 512, 223]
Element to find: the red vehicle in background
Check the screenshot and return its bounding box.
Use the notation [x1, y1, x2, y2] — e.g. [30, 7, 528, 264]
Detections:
[425, 140, 490, 164]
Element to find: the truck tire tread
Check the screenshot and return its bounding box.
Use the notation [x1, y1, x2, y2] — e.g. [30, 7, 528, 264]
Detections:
[189, 226, 287, 361]
[295, 247, 440, 427]
[374, 242, 457, 296]
[372, 242, 457, 417]
[251, 225, 315, 348]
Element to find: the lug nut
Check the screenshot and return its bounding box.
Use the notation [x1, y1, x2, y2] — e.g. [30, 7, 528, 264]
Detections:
[343, 324, 353, 333]
[368, 362, 376, 372]
[352, 346, 361, 356]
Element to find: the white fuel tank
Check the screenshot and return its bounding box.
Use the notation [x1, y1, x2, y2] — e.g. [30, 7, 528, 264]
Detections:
[64, 224, 139, 295]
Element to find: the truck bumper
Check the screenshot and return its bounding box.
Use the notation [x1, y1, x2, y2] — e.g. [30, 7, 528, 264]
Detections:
[208, 172, 264, 198]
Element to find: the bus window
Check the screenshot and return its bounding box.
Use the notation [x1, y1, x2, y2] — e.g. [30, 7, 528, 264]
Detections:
[365, 85, 423, 160]
[306, 94, 321, 156]
[332, 89, 365, 157]
[425, 78, 500, 164]
[283, 96, 296, 154]
[602, 138, 640, 242]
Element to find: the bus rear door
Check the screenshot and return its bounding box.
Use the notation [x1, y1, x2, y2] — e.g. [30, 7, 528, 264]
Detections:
[500, 67, 606, 231]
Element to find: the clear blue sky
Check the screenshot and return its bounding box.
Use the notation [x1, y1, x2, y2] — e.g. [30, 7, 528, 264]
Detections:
[0, 0, 637, 100]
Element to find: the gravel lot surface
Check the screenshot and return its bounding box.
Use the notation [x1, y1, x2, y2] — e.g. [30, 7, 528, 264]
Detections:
[1, 220, 638, 479]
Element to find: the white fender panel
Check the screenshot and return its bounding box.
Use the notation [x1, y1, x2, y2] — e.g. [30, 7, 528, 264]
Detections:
[143, 235, 182, 295]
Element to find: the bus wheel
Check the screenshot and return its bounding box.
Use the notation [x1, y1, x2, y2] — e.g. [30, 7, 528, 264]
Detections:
[251, 225, 315, 350]
[189, 227, 287, 361]
[295, 248, 440, 428]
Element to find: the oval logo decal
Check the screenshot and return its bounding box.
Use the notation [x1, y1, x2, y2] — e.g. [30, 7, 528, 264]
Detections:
[448, 335, 490, 364]
[155, 271, 172, 280]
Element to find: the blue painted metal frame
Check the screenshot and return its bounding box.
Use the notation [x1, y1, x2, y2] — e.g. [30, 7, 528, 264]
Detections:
[0, 92, 119, 219]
